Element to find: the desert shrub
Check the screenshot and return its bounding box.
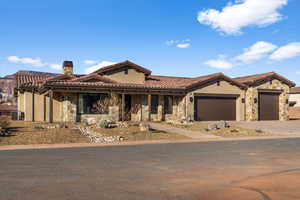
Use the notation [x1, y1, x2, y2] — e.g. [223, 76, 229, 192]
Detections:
[0, 116, 10, 129]
[99, 119, 109, 128]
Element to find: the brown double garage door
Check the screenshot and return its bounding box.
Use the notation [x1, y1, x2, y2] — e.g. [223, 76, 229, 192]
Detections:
[194, 92, 280, 121]
[195, 95, 237, 121]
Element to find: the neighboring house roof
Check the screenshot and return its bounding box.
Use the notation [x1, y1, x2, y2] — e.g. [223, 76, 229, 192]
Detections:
[290, 86, 300, 94]
[12, 70, 58, 88]
[93, 60, 152, 75]
[234, 72, 296, 87]
[289, 107, 300, 119]
[0, 104, 17, 112]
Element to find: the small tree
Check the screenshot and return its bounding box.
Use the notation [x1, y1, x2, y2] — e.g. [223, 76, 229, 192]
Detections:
[91, 93, 121, 114]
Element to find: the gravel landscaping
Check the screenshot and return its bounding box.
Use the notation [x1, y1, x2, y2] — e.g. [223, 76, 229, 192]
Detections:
[165, 121, 274, 138]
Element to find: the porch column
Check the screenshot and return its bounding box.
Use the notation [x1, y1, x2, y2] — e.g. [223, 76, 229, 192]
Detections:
[121, 93, 125, 121]
[43, 95, 46, 122]
[148, 94, 151, 121]
[32, 92, 35, 122]
[49, 90, 53, 123]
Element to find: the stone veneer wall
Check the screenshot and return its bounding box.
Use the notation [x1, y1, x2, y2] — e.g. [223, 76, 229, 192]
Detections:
[61, 93, 77, 122]
[245, 79, 290, 121]
[60, 93, 120, 123]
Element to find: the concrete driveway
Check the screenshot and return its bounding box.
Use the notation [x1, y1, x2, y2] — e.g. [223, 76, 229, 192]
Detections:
[1, 138, 300, 200]
[233, 120, 300, 135]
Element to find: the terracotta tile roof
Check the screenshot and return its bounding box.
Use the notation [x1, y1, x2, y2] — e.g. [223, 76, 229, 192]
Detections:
[145, 75, 194, 88]
[0, 105, 17, 112]
[42, 72, 247, 91]
[13, 70, 58, 88]
[69, 73, 116, 83]
[234, 72, 295, 87]
[93, 60, 152, 75]
[290, 86, 300, 94]
[289, 107, 300, 119]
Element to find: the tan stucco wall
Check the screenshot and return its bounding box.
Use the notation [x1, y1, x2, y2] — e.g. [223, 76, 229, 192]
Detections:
[18, 92, 25, 113]
[185, 80, 246, 121]
[245, 79, 290, 121]
[289, 94, 300, 107]
[34, 93, 45, 122]
[104, 68, 145, 84]
[24, 92, 33, 121]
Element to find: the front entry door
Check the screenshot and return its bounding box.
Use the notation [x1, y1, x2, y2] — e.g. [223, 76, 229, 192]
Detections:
[124, 95, 132, 121]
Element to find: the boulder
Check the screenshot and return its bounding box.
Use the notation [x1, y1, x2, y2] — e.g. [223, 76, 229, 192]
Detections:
[99, 120, 109, 128]
[216, 121, 230, 129]
[207, 123, 218, 131]
[86, 117, 97, 125]
[139, 123, 150, 132]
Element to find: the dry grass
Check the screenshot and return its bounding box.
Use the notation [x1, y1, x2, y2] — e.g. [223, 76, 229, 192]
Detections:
[93, 125, 190, 141]
[0, 121, 89, 146]
[166, 122, 273, 138]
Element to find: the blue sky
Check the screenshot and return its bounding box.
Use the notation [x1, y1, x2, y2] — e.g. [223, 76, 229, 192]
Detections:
[1, 0, 300, 85]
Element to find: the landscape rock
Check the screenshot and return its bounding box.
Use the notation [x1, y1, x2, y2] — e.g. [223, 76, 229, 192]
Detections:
[207, 121, 230, 131]
[216, 121, 230, 129]
[117, 122, 129, 128]
[99, 120, 109, 128]
[86, 118, 97, 125]
[139, 123, 150, 132]
[78, 126, 123, 143]
[207, 123, 218, 131]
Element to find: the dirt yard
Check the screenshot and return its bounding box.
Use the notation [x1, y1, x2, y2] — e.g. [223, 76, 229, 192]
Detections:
[0, 121, 190, 146]
[166, 121, 274, 137]
[93, 125, 190, 141]
[0, 121, 90, 146]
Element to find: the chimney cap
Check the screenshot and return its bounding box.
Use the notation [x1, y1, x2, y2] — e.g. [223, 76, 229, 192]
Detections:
[63, 61, 73, 68]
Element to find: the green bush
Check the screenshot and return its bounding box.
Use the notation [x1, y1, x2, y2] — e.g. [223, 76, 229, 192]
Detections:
[0, 116, 10, 129]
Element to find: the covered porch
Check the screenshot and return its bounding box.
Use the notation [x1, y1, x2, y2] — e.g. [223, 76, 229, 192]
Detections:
[44, 88, 187, 123]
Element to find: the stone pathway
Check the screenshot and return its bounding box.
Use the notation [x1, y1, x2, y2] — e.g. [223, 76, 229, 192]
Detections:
[148, 122, 221, 139]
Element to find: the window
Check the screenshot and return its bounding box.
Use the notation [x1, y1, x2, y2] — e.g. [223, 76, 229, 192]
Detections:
[164, 96, 173, 114]
[78, 93, 109, 114]
[151, 95, 158, 114]
[124, 69, 128, 74]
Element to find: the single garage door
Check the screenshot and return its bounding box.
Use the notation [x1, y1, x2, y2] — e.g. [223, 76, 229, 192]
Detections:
[195, 96, 236, 121]
[259, 92, 279, 120]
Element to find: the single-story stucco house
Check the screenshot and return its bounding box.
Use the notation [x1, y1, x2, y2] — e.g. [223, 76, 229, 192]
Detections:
[15, 60, 295, 123]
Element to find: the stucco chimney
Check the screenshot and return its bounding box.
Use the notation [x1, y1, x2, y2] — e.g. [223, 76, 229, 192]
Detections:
[62, 61, 73, 75]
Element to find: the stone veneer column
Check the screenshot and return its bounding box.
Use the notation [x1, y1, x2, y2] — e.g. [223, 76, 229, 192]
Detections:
[245, 79, 290, 121]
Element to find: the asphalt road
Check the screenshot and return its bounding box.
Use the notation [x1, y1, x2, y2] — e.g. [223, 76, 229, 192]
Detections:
[1, 139, 300, 200]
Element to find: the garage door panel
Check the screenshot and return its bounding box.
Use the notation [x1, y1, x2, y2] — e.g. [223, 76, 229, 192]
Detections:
[195, 97, 236, 121]
[259, 93, 279, 120]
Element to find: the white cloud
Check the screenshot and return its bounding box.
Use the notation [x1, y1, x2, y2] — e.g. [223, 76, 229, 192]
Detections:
[7, 56, 46, 67]
[84, 60, 98, 65]
[296, 71, 300, 75]
[166, 39, 191, 48]
[50, 64, 62, 70]
[85, 61, 116, 74]
[236, 41, 278, 63]
[197, 0, 288, 35]
[205, 56, 233, 69]
[176, 43, 191, 48]
[7, 56, 63, 71]
[270, 43, 300, 61]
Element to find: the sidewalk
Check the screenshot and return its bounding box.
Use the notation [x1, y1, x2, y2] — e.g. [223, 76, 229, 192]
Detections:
[2, 135, 300, 151]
